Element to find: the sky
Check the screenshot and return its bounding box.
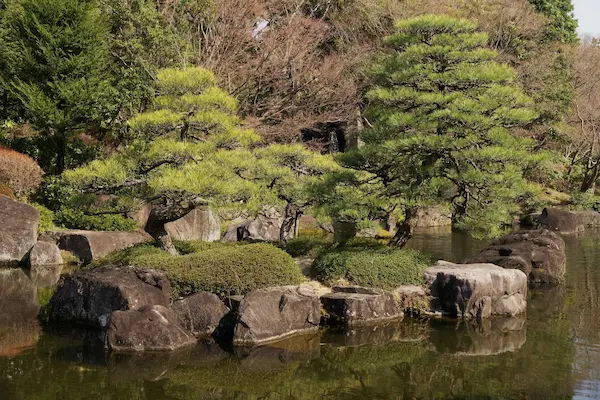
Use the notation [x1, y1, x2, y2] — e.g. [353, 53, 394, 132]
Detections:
[573, 0, 600, 36]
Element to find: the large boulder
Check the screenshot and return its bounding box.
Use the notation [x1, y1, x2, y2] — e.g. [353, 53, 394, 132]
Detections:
[424, 261, 527, 320]
[49, 267, 171, 329]
[222, 207, 285, 242]
[468, 229, 566, 284]
[28, 241, 63, 267]
[0, 268, 40, 325]
[0, 196, 39, 265]
[47, 229, 152, 264]
[132, 205, 220, 242]
[233, 285, 321, 344]
[320, 286, 402, 326]
[172, 292, 231, 338]
[413, 206, 452, 228]
[107, 305, 196, 352]
[538, 207, 584, 234]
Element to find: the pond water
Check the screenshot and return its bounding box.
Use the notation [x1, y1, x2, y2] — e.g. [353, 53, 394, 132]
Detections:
[1, 228, 600, 399]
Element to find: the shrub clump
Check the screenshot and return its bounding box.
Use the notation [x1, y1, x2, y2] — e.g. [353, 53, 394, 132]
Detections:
[312, 242, 430, 289]
[93, 242, 304, 298]
[32, 203, 55, 234]
[0, 147, 43, 198]
[284, 236, 332, 257]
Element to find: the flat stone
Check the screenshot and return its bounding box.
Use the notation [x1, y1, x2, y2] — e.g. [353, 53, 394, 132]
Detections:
[47, 229, 152, 264]
[172, 292, 231, 337]
[539, 207, 584, 234]
[321, 286, 402, 325]
[233, 285, 320, 345]
[107, 305, 197, 352]
[49, 267, 171, 329]
[468, 229, 566, 284]
[0, 196, 39, 265]
[424, 261, 527, 320]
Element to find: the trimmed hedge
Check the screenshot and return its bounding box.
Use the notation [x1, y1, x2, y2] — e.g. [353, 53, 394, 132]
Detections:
[55, 207, 138, 231]
[312, 241, 430, 289]
[283, 236, 332, 257]
[92, 242, 304, 298]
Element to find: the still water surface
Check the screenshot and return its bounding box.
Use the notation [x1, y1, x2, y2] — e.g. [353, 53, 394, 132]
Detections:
[1, 228, 599, 399]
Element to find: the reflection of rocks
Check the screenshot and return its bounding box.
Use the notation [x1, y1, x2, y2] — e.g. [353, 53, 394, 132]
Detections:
[321, 286, 402, 326]
[430, 316, 527, 356]
[322, 319, 428, 347]
[528, 284, 566, 317]
[0, 268, 40, 325]
[29, 264, 62, 288]
[234, 333, 320, 371]
[49, 267, 171, 329]
[425, 261, 527, 319]
[0, 320, 41, 357]
[107, 305, 197, 352]
[468, 229, 566, 284]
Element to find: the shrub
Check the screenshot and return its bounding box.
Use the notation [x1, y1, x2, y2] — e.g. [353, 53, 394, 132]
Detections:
[0, 147, 43, 198]
[312, 241, 430, 289]
[0, 183, 15, 199]
[173, 240, 240, 255]
[92, 242, 304, 298]
[32, 203, 55, 234]
[284, 236, 332, 257]
[55, 207, 138, 231]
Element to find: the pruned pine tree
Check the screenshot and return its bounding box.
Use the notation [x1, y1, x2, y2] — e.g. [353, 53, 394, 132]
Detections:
[253, 144, 339, 245]
[63, 67, 262, 254]
[339, 15, 539, 247]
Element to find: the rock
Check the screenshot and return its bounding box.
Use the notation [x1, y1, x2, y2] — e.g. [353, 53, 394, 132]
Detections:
[0, 268, 40, 325]
[393, 285, 430, 316]
[28, 241, 63, 266]
[233, 285, 321, 344]
[320, 286, 402, 325]
[0, 196, 39, 265]
[172, 292, 231, 337]
[468, 229, 566, 284]
[107, 305, 196, 352]
[222, 207, 286, 242]
[48, 229, 152, 264]
[424, 261, 527, 320]
[132, 205, 220, 242]
[413, 206, 452, 227]
[577, 210, 600, 228]
[49, 267, 171, 329]
[539, 207, 584, 234]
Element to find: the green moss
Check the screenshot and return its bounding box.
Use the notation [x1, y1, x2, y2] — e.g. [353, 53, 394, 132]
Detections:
[92, 242, 304, 298]
[312, 240, 430, 289]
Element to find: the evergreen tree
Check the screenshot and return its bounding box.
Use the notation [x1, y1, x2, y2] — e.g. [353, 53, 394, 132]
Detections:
[338, 15, 539, 246]
[0, 0, 117, 174]
[63, 67, 263, 254]
[528, 0, 578, 43]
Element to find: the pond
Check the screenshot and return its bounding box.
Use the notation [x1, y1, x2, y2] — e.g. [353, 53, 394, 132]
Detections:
[0, 228, 599, 399]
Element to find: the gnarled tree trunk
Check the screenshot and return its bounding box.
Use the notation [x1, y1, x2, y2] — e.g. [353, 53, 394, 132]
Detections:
[389, 208, 416, 249]
[279, 203, 301, 246]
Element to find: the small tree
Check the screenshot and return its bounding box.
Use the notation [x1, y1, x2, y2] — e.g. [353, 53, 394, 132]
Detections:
[527, 0, 578, 43]
[0, 146, 43, 198]
[337, 15, 538, 246]
[63, 67, 262, 254]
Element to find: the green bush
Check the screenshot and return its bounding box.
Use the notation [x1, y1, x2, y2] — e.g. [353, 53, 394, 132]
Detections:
[284, 236, 332, 257]
[571, 191, 600, 211]
[92, 242, 304, 298]
[55, 207, 138, 231]
[32, 203, 55, 234]
[312, 241, 430, 289]
[173, 240, 240, 255]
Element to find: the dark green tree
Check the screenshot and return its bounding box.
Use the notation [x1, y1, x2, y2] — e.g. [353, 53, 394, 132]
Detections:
[338, 15, 540, 247]
[0, 0, 117, 174]
[528, 0, 578, 43]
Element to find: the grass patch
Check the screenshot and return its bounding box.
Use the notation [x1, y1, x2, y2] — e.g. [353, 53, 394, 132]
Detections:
[312, 240, 430, 290]
[91, 242, 304, 298]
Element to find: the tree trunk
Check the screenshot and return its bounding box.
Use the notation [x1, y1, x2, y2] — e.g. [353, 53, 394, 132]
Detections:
[146, 222, 179, 256]
[581, 162, 600, 192]
[279, 203, 301, 246]
[389, 208, 415, 248]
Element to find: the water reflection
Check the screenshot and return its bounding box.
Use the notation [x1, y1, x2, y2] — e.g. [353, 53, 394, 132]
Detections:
[2, 229, 600, 398]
